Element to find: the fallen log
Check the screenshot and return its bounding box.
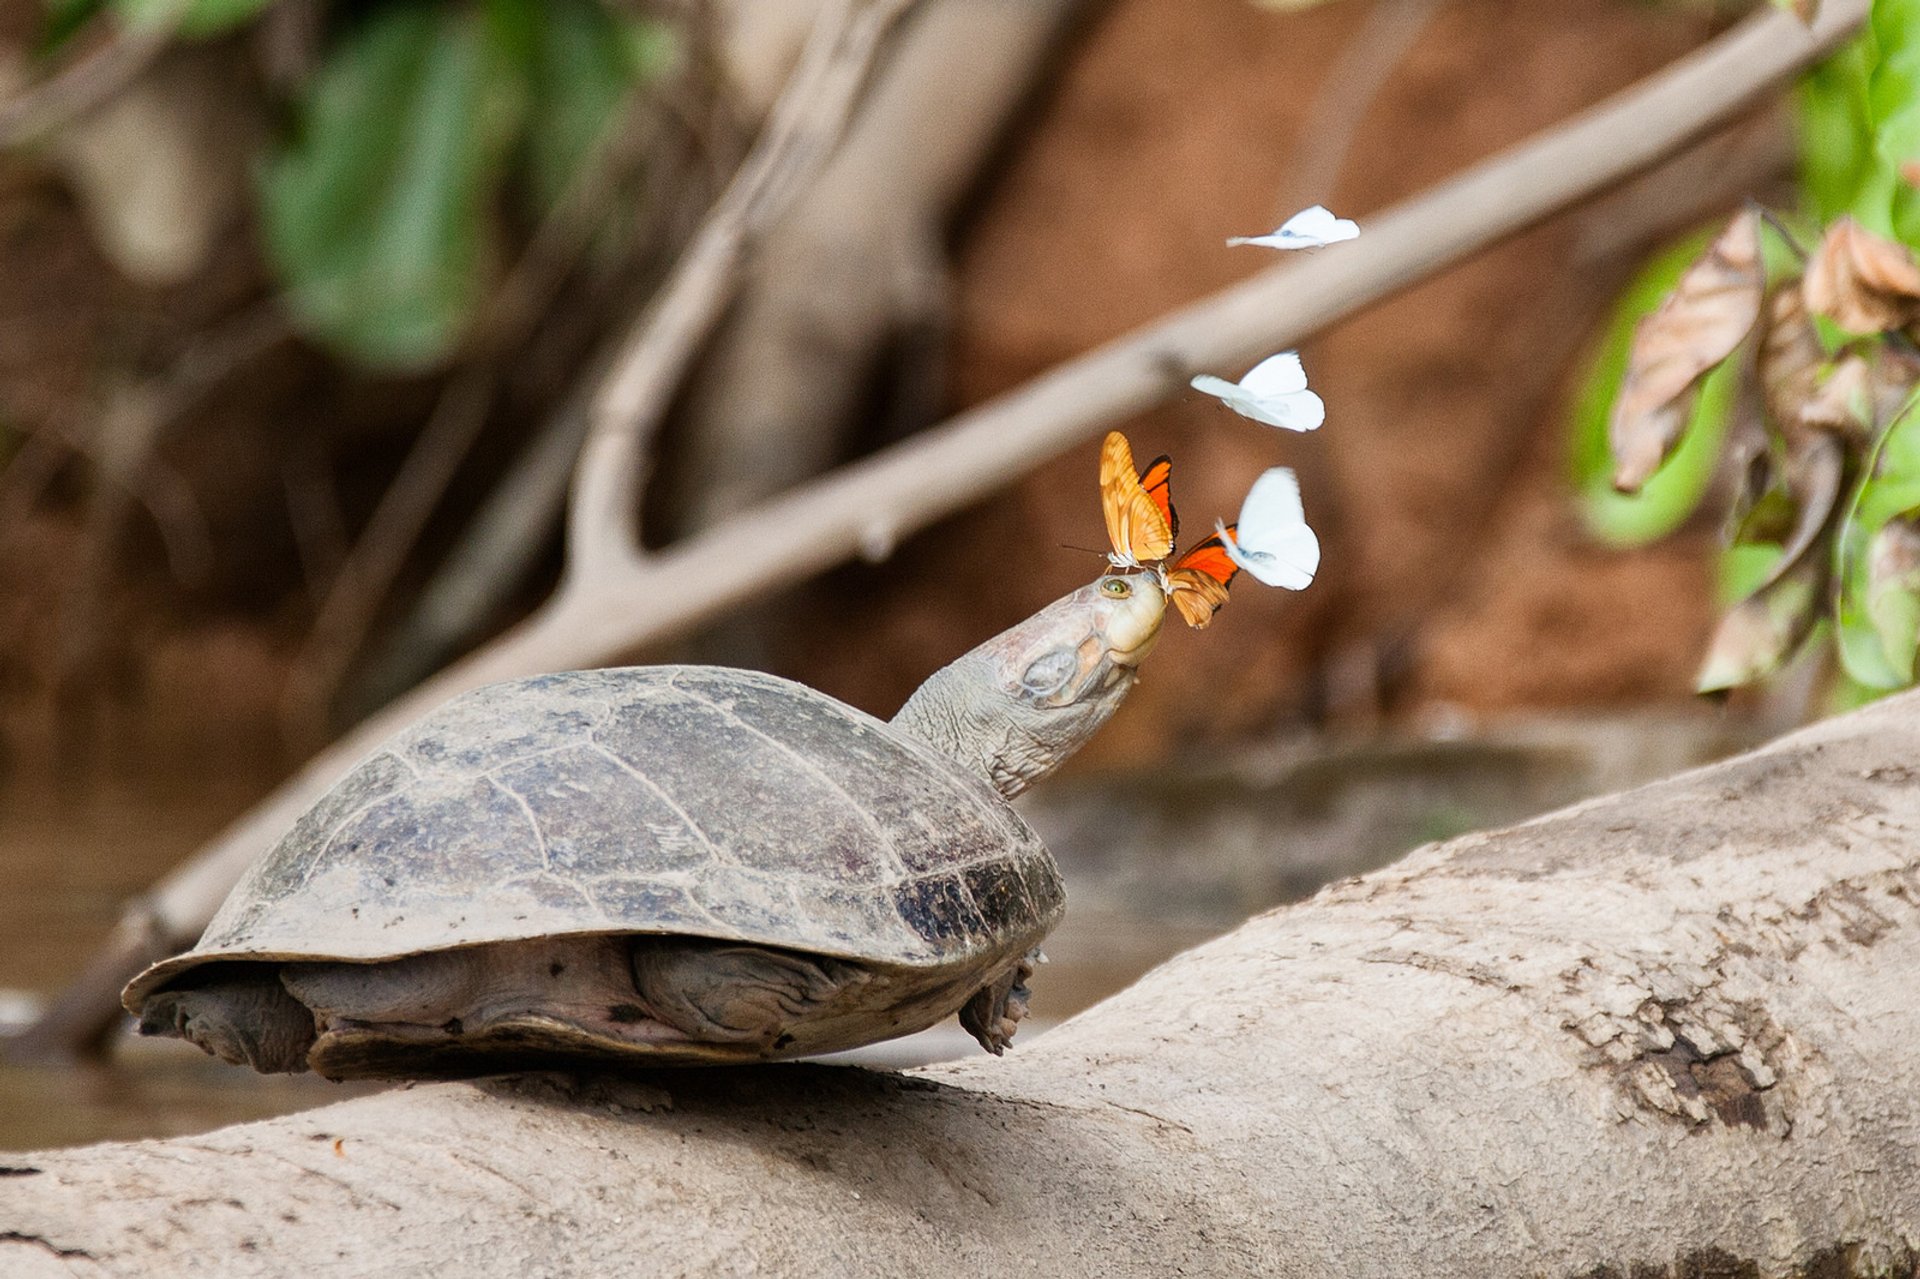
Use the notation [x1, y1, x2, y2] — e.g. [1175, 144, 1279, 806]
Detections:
[4, 691, 1919, 1276]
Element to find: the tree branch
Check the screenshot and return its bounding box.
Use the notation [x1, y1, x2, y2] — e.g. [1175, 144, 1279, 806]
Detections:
[0, 2, 182, 149]
[564, 0, 916, 585]
[3, 0, 1868, 1060]
[666, 0, 1092, 539]
[6, 690, 1919, 1275]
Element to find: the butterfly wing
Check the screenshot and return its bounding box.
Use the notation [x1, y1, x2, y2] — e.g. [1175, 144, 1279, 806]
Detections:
[1166, 527, 1240, 628]
[1276, 205, 1359, 245]
[1219, 468, 1320, 589]
[1099, 431, 1174, 563]
[1138, 454, 1179, 545]
[1190, 355, 1325, 432]
[1239, 352, 1309, 397]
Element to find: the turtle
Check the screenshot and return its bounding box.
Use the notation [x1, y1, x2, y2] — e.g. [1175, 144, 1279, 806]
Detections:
[123, 569, 1170, 1080]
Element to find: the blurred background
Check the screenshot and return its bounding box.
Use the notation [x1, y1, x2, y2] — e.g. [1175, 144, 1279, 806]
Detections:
[0, 0, 1847, 1147]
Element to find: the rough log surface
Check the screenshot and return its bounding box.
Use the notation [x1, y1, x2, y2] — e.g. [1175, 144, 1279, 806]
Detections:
[5, 693, 1920, 1277]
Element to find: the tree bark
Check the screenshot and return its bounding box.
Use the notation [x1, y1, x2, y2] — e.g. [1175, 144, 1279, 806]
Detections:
[6, 693, 1920, 1277]
[666, 0, 1090, 538]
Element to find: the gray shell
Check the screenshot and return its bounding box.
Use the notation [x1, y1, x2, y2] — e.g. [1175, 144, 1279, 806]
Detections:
[127, 666, 1064, 1005]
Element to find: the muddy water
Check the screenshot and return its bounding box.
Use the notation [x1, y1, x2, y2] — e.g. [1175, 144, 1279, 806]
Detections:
[0, 713, 1748, 1153]
[0, 766, 378, 1149]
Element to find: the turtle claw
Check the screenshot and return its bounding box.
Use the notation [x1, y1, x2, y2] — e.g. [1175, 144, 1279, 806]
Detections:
[958, 951, 1038, 1055]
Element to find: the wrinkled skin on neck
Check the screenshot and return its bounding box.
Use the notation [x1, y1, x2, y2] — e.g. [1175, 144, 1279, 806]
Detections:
[891, 573, 1166, 799]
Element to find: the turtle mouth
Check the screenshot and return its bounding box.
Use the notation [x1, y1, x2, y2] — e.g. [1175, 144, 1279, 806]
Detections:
[1103, 624, 1160, 668]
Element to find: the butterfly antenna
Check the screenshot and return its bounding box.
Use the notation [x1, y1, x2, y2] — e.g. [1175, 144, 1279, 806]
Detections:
[1058, 542, 1111, 558]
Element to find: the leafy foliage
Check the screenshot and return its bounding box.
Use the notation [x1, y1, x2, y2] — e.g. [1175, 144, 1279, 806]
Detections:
[39, 0, 273, 51]
[116, 0, 273, 38]
[260, 0, 667, 369]
[38, 0, 670, 370]
[1578, 0, 1920, 699]
[508, 0, 676, 218]
[1571, 232, 1740, 547]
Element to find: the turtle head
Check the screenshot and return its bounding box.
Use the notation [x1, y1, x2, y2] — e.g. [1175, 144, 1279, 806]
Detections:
[890, 571, 1167, 799]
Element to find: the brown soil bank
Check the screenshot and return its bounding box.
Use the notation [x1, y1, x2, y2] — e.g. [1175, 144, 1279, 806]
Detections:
[800, 0, 1749, 767]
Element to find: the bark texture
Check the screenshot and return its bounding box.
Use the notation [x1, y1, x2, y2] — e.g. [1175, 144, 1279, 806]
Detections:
[669, 0, 1088, 537]
[6, 695, 1920, 1277]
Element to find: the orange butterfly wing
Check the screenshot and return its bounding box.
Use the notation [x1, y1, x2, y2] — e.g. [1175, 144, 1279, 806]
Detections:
[1099, 431, 1174, 563]
[1138, 455, 1178, 545]
[1166, 527, 1240, 629]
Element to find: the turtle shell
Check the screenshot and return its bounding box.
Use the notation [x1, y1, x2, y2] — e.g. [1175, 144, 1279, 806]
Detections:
[125, 666, 1065, 1008]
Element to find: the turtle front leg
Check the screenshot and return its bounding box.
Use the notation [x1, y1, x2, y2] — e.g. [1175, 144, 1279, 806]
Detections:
[958, 949, 1038, 1054]
[138, 972, 317, 1074]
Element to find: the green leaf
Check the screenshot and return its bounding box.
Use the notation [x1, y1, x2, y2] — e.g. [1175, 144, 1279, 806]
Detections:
[261, 4, 526, 370]
[1868, 0, 1920, 244]
[1864, 514, 1920, 679]
[1571, 232, 1739, 546]
[113, 0, 271, 39]
[36, 0, 107, 57]
[1799, 33, 1875, 222]
[1697, 562, 1822, 693]
[504, 0, 666, 217]
[1828, 665, 1894, 712]
[1718, 541, 1786, 605]
[1833, 388, 1920, 686]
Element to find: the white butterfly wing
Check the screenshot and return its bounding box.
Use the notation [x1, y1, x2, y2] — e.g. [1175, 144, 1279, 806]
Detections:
[1247, 387, 1325, 432]
[1277, 204, 1359, 245]
[1220, 468, 1320, 589]
[1190, 359, 1324, 432]
[1190, 373, 1242, 400]
[1240, 351, 1309, 396]
[1225, 205, 1360, 250]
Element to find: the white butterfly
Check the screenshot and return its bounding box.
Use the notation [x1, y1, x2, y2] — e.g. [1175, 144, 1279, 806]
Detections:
[1189, 352, 1325, 432]
[1218, 467, 1319, 591]
[1226, 204, 1360, 251]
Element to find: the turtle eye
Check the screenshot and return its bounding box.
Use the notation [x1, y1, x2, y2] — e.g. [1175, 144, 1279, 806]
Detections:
[1100, 577, 1132, 599]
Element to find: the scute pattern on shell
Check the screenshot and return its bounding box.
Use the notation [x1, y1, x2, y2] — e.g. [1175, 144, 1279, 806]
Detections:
[139, 668, 1062, 997]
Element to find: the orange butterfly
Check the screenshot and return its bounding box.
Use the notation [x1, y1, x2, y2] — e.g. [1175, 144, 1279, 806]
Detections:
[1097, 430, 1241, 629]
[1099, 431, 1175, 565]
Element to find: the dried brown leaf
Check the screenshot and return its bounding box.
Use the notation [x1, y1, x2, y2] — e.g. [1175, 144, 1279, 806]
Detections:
[1764, 434, 1844, 592]
[1757, 283, 1825, 432]
[1869, 344, 1920, 426]
[1611, 210, 1763, 492]
[1870, 516, 1920, 587]
[1798, 353, 1873, 436]
[1803, 217, 1920, 334]
[1696, 554, 1823, 693]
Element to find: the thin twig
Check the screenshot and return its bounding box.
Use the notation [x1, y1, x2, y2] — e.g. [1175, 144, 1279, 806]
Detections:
[5, 0, 1868, 1061]
[53, 305, 288, 687]
[282, 81, 665, 725]
[0, 303, 287, 593]
[280, 365, 495, 743]
[78, 305, 287, 570]
[347, 74, 731, 710]
[0, 1, 184, 149]
[566, 0, 916, 583]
